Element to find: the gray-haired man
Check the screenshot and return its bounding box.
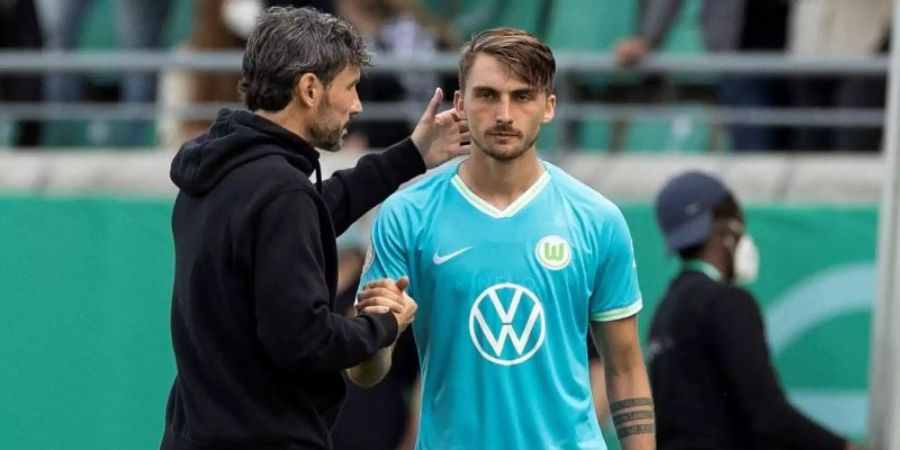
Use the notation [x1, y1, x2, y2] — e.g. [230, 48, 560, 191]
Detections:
[161, 6, 469, 449]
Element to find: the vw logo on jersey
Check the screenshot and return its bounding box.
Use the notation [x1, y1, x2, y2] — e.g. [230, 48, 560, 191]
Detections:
[468, 282, 546, 366]
[535, 235, 571, 270]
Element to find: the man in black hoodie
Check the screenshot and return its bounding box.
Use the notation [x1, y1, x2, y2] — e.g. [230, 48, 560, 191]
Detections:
[161, 6, 470, 450]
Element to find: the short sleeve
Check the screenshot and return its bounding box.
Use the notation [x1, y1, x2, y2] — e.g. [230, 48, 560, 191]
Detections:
[358, 199, 411, 298]
[589, 206, 643, 322]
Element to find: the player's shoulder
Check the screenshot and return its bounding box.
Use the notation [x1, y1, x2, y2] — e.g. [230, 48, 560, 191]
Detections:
[378, 161, 459, 216]
[545, 162, 625, 222]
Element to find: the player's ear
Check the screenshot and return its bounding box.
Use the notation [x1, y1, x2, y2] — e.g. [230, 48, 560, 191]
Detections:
[454, 90, 464, 115]
[542, 93, 556, 123]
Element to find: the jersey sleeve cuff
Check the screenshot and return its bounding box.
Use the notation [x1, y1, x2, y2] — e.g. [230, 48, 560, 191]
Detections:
[590, 298, 643, 322]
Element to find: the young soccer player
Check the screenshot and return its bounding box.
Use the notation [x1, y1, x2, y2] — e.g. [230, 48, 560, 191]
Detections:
[352, 28, 655, 450]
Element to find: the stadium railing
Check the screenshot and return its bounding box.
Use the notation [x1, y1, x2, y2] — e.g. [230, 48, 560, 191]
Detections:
[0, 50, 889, 151]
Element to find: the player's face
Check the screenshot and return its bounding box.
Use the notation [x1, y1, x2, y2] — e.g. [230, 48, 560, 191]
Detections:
[309, 65, 363, 151]
[455, 54, 556, 161]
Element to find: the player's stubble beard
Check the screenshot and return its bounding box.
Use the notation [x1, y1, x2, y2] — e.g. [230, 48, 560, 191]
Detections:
[472, 125, 539, 162]
[309, 96, 346, 152]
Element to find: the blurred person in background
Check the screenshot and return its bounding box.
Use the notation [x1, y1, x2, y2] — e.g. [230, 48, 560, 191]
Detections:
[0, 0, 43, 147]
[649, 171, 868, 450]
[615, 0, 792, 152]
[160, 0, 331, 148]
[336, 0, 458, 149]
[160, 6, 469, 449]
[787, 0, 890, 152]
[159, 0, 253, 148]
[36, 0, 172, 147]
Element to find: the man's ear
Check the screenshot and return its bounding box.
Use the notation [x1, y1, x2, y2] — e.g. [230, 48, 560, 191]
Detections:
[295, 73, 323, 108]
[454, 90, 464, 116]
[543, 94, 557, 123]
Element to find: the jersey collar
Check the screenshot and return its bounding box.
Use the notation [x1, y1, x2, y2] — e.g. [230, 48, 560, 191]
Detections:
[451, 166, 551, 219]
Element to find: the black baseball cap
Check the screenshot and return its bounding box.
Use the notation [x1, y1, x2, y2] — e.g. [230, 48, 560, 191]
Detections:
[654, 171, 733, 253]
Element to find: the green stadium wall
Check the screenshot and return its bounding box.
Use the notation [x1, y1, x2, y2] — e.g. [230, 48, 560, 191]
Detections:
[0, 196, 877, 449]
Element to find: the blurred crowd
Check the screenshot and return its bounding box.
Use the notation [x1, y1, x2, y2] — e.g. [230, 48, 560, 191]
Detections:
[0, 0, 891, 151]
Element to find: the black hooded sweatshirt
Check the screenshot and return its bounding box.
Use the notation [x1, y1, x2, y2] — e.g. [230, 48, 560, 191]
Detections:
[161, 109, 426, 450]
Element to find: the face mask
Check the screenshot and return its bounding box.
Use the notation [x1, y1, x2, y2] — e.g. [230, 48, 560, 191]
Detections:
[222, 0, 263, 39]
[723, 220, 759, 285]
[733, 233, 759, 285]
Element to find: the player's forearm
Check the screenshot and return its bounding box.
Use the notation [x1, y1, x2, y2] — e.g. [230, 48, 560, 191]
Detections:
[605, 363, 656, 450]
[346, 345, 394, 388]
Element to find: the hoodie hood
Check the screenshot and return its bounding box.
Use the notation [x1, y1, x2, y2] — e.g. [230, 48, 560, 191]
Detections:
[171, 109, 322, 196]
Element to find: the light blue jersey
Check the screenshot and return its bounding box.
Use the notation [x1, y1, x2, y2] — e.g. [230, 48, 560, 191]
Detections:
[360, 161, 642, 450]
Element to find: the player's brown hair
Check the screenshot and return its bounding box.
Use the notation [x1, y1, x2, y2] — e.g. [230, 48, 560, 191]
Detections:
[458, 28, 556, 94]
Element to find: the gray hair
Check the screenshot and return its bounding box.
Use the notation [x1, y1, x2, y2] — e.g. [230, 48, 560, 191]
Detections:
[239, 7, 370, 111]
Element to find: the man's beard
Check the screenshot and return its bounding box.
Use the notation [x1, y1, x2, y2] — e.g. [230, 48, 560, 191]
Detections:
[472, 127, 539, 162]
[309, 100, 345, 152]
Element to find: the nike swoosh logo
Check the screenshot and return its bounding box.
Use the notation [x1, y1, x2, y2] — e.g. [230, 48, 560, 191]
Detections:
[433, 247, 472, 265]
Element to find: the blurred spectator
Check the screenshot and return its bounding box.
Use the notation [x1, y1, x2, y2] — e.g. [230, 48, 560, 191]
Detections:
[0, 0, 43, 147]
[159, 0, 250, 148]
[615, 0, 792, 152]
[330, 221, 420, 450]
[788, 0, 890, 152]
[336, 0, 456, 149]
[36, 0, 172, 147]
[649, 171, 867, 450]
[162, 0, 454, 151]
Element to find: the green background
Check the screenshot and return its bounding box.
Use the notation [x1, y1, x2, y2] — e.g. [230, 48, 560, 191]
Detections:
[0, 197, 877, 448]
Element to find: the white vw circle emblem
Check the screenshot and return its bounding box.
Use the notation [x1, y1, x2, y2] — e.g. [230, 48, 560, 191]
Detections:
[468, 282, 546, 366]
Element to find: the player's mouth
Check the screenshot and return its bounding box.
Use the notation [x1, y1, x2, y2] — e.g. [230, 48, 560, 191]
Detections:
[488, 132, 520, 138]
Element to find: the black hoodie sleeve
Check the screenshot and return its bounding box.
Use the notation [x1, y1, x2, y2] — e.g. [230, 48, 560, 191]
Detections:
[707, 288, 846, 450]
[321, 138, 426, 236]
[253, 188, 399, 371]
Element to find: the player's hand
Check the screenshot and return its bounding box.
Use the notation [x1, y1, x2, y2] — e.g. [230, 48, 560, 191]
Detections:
[410, 88, 471, 169]
[357, 278, 406, 314]
[357, 277, 417, 335]
[614, 37, 650, 67]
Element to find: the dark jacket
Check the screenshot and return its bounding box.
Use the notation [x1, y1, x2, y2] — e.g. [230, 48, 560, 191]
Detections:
[161, 109, 426, 449]
[648, 270, 845, 450]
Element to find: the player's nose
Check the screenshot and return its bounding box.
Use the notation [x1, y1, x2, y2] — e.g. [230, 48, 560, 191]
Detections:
[494, 99, 513, 125]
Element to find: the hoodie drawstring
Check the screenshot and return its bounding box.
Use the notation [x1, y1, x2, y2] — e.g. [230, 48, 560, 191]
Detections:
[314, 161, 323, 194]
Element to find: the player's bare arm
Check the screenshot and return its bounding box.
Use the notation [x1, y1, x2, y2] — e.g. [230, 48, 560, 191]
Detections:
[591, 315, 656, 450]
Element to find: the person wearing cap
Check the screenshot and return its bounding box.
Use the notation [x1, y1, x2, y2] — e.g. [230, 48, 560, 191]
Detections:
[648, 171, 866, 450]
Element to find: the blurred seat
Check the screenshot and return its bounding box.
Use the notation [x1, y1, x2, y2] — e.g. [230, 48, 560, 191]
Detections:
[621, 116, 709, 153]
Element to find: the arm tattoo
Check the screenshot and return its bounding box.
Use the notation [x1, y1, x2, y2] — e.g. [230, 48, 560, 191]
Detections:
[617, 424, 656, 439]
[612, 410, 655, 426]
[609, 397, 654, 412]
[611, 397, 655, 440]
